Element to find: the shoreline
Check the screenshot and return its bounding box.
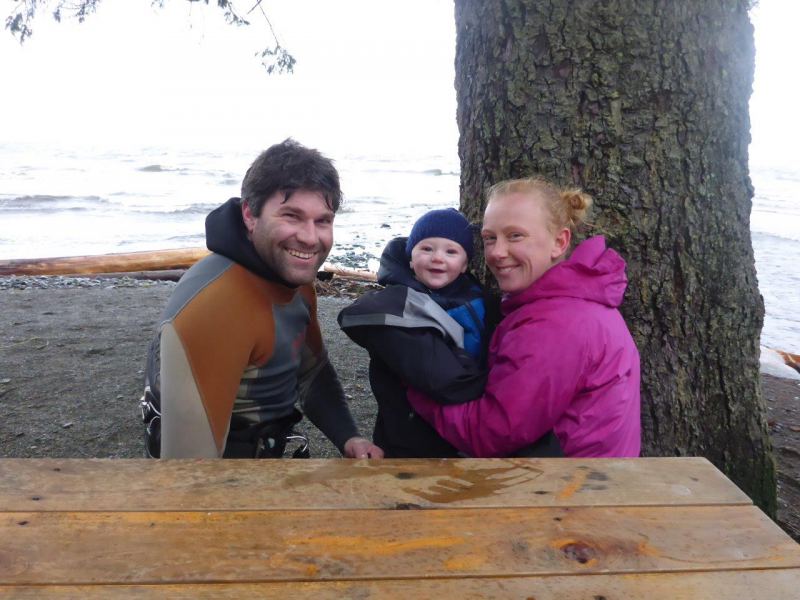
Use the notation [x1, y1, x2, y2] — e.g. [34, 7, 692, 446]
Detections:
[0, 277, 797, 542]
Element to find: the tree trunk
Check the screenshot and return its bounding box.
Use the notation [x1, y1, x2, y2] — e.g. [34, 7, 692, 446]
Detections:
[455, 0, 775, 514]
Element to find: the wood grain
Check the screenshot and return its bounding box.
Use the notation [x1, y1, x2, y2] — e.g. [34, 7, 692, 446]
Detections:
[2, 570, 800, 599]
[1, 505, 797, 585]
[0, 458, 751, 512]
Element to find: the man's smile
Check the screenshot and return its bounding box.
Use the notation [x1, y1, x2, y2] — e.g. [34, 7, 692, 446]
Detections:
[286, 248, 316, 260]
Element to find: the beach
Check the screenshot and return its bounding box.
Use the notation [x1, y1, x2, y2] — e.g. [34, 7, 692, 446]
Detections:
[0, 276, 798, 541]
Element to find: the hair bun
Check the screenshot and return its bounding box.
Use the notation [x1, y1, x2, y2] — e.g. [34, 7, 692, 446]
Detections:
[560, 188, 593, 226]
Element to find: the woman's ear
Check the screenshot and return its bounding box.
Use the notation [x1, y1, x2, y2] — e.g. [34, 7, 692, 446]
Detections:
[551, 228, 571, 260]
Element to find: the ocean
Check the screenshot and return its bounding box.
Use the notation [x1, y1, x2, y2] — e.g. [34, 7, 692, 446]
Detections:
[0, 141, 797, 352]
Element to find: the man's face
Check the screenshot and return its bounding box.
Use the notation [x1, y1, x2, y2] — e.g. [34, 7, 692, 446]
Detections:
[242, 190, 334, 286]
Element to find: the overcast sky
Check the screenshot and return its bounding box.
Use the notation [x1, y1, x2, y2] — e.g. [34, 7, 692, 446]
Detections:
[0, 0, 796, 166]
[0, 0, 459, 156]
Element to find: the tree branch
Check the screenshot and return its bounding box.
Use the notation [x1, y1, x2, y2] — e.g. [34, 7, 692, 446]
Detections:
[4, 0, 295, 73]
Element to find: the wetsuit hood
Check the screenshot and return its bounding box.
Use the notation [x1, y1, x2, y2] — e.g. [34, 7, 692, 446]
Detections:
[205, 197, 295, 287]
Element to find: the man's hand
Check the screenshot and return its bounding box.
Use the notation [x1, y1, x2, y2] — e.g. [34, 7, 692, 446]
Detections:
[343, 436, 384, 459]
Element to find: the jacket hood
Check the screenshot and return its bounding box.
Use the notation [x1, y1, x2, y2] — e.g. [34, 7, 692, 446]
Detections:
[205, 197, 293, 287]
[502, 236, 628, 314]
[378, 237, 421, 288]
[378, 236, 481, 303]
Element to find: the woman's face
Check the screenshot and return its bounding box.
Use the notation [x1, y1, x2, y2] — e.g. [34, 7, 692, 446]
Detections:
[481, 192, 570, 294]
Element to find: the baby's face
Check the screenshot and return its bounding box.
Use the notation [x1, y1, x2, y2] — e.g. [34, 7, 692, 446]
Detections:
[409, 237, 468, 289]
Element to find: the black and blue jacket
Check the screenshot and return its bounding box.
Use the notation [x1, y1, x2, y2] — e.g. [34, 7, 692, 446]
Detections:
[337, 237, 489, 457]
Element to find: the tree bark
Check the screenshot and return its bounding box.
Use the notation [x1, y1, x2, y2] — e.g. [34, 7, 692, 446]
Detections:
[455, 0, 775, 514]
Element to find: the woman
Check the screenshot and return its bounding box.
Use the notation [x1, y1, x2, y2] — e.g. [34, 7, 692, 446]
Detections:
[407, 177, 641, 457]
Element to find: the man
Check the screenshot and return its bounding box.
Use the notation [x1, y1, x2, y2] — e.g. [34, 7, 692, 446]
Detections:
[141, 139, 383, 459]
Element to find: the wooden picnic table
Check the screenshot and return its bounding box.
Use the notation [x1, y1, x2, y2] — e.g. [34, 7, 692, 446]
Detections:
[0, 457, 798, 598]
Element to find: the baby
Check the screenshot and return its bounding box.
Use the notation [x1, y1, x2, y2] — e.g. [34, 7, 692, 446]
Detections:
[338, 208, 488, 457]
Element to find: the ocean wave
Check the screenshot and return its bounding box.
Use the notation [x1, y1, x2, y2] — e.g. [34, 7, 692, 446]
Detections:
[167, 234, 205, 242]
[126, 204, 219, 216]
[348, 196, 389, 206]
[138, 165, 237, 183]
[164, 205, 219, 215]
[364, 167, 459, 176]
[0, 195, 109, 210]
[751, 230, 800, 244]
[113, 235, 204, 247]
[138, 164, 190, 173]
[138, 164, 209, 174]
[753, 167, 800, 184]
[752, 204, 800, 215]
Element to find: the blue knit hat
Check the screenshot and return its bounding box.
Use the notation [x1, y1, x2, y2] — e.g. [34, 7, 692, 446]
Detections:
[405, 208, 474, 260]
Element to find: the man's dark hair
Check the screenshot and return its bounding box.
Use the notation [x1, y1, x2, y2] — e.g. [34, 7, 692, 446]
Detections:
[240, 138, 343, 215]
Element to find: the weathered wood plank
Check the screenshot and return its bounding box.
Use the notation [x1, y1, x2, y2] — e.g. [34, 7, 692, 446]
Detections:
[0, 458, 751, 512]
[2, 570, 800, 599]
[1, 506, 797, 584]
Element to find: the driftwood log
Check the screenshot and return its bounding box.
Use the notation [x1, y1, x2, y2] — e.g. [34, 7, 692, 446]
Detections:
[321, 265, 377, 282]
[775, 350, 800, 374]
[0, 248, 378, 283]
[0, 248, 211, 276]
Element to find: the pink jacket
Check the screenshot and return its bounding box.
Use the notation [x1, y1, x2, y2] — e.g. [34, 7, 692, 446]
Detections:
[407, 236, 641, 457]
